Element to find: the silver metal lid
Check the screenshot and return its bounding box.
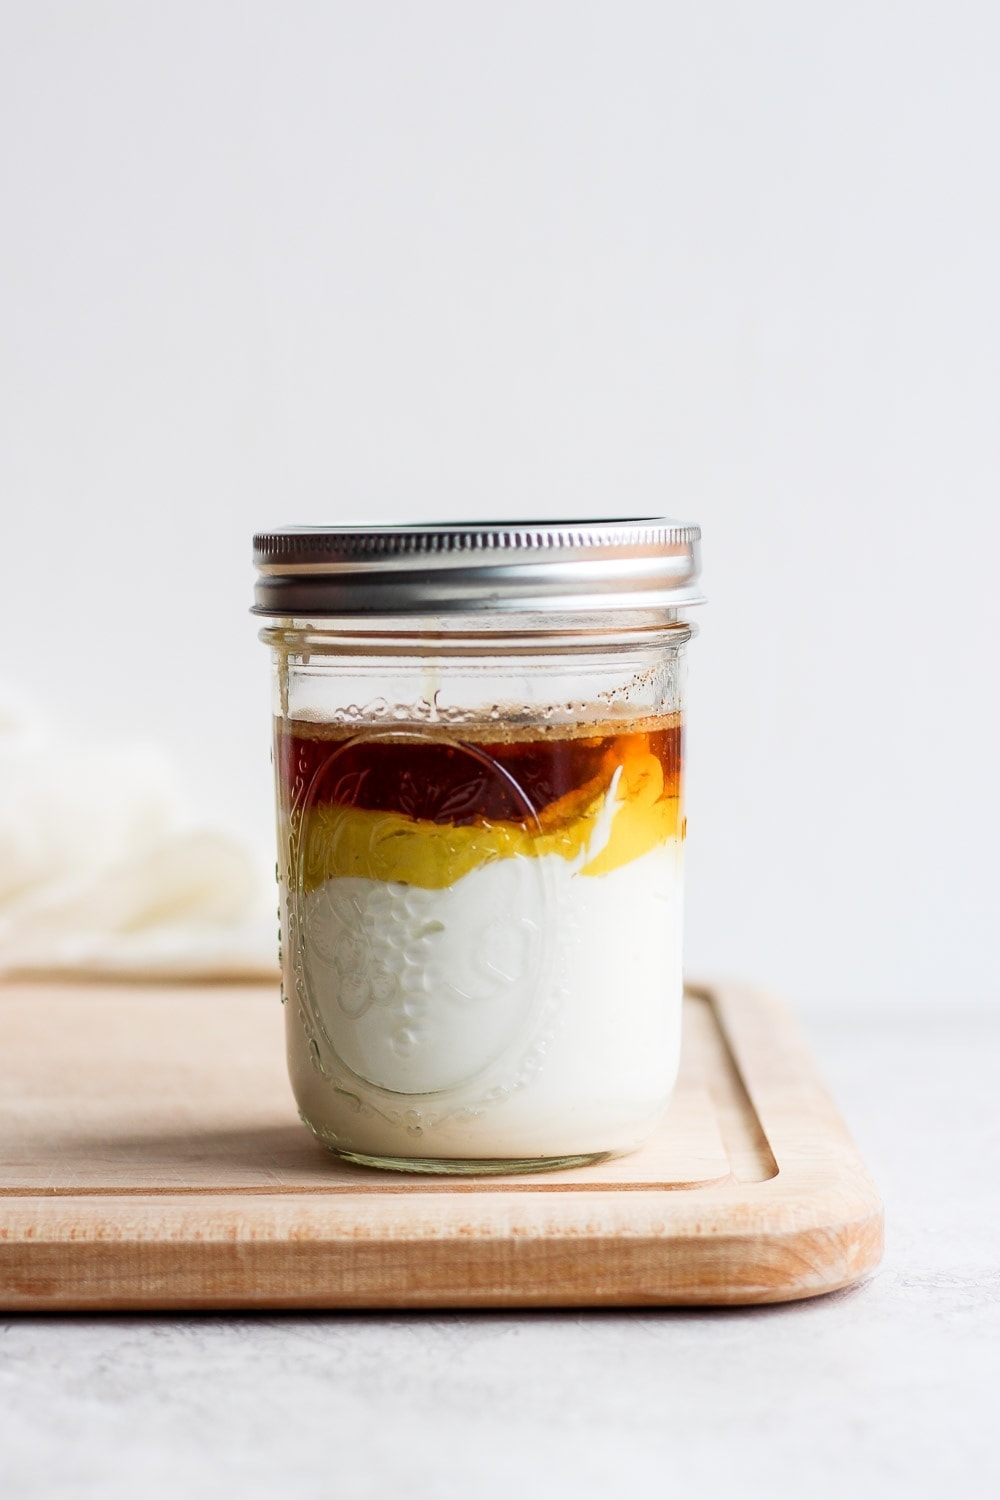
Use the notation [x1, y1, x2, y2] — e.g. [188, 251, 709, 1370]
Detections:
[252, 518, 703, 616]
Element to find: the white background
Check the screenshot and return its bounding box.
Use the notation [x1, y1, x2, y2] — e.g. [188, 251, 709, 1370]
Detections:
[2, 1, 998, 1010]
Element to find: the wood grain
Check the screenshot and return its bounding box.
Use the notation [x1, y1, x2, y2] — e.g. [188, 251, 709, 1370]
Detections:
[0, 980, 882, 1309]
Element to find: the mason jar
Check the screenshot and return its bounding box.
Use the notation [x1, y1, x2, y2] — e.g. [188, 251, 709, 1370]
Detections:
[253, 520, 703, 1174]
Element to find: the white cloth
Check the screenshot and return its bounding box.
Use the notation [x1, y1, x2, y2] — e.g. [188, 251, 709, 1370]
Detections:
[0, 693, 278, 979]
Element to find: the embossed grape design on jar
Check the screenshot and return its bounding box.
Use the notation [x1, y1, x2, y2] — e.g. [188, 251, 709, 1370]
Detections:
[253, 520, 703, 1173]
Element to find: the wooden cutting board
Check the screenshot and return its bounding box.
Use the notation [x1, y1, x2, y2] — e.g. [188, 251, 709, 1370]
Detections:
[0, 980, 882, 1309]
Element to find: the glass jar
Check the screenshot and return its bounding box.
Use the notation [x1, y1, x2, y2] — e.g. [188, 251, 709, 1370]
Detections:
[253, 520, 703, 1173]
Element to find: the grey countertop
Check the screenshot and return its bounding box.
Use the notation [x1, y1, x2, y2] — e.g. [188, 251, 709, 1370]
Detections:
[2, 1003, 997, 1499]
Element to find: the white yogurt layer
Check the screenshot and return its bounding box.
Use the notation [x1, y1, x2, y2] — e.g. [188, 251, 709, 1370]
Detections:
[285, 838, 684, 1161]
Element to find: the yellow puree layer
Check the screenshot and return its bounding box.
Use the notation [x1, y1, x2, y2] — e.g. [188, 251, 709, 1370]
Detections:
[295, 740, 682, 893]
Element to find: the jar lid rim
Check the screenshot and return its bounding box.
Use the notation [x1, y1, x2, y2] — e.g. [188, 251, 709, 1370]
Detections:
[252, 517, 704, 616]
